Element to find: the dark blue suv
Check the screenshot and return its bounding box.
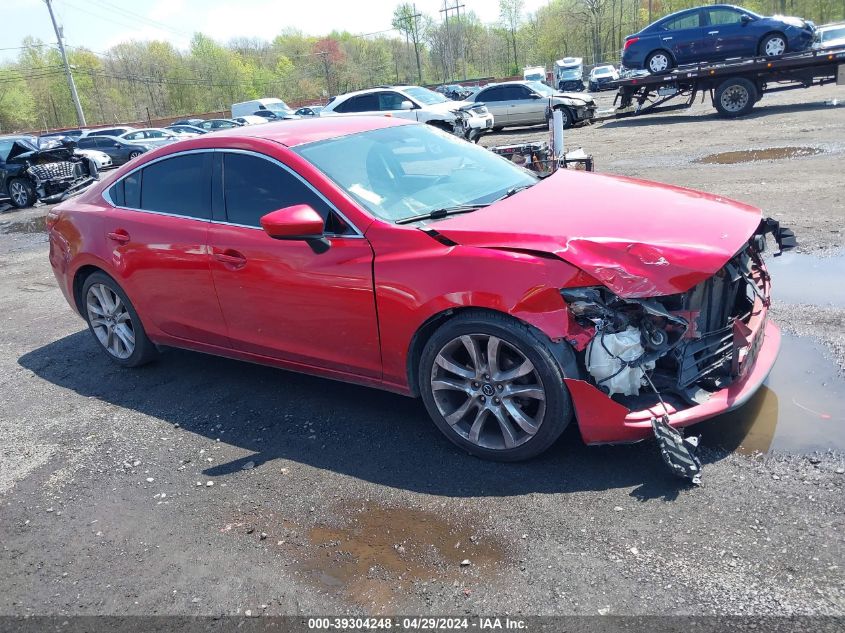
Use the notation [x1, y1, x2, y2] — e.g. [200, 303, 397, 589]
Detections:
[622, 5, 815, 74]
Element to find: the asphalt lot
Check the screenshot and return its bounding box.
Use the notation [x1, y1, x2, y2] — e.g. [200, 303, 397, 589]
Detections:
[1, 85, 844, 617]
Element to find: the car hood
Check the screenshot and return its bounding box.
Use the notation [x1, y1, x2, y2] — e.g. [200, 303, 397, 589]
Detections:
[771, 14, 814, 30]
[431, 170, 762, 298]
[8, 140, 75, 164]
[552, 91, 595, 104]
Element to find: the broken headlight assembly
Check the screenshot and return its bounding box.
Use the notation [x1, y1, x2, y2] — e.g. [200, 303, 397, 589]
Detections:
[561, 287, 689, 398]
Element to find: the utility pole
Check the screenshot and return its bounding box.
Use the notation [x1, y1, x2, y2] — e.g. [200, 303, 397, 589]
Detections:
[439, 1, 466, 81]
[454, 1, 467, 82]
[44, 0, 86, 126]
[410, 4, 423, 84]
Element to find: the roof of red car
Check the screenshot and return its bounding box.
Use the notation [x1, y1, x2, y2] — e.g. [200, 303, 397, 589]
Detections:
[205, 115, 413, 147]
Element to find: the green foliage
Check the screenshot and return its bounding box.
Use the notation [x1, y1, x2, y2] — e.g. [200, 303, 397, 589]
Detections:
[1, 0, 841, 129]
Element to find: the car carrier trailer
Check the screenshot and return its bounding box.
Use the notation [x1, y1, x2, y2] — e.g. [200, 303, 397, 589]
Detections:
[609, 47, 845, 118]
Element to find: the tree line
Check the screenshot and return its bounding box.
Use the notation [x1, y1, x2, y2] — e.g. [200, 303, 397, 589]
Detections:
[1, 0, 840, 131]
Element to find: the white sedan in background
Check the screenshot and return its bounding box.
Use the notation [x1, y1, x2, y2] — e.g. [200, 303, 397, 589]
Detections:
[118, 128, 179, 146]
[232, 115, 270, 126]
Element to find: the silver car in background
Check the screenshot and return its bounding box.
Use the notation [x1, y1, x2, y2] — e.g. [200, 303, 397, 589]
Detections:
[467, 80, 596, 130]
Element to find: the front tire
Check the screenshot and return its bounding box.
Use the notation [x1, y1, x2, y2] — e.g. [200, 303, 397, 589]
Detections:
[7, 178, 36, 208]
[81, 272, 158, 367]
[759, 33, 787, 57]
[419, 311, 573, 462]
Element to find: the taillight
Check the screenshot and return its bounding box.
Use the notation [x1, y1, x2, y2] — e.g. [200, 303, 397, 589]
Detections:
[45, 209, 61, 230]
[624, 37, 639, 50]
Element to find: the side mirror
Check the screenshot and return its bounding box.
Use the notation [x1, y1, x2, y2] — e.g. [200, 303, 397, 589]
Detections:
[740, 14, 752, 25]
[260, 204, 325, 240]
[399, 100, 415, 110]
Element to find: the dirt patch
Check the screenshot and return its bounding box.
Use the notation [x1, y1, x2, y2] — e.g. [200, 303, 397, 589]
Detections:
[1, 215, 47, 234]
[300, 503, 507, 612]
[694, 146, 825, 165]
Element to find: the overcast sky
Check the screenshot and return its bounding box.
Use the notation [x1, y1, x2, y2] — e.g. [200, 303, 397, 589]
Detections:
[2, 0, 548, 62]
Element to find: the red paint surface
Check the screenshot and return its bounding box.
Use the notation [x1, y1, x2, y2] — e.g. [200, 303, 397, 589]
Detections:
[50, 118, 775, 443]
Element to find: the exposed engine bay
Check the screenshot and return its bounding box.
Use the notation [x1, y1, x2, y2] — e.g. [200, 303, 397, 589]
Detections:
[3, 137, 97, 205]
[561, 220, 795, 483]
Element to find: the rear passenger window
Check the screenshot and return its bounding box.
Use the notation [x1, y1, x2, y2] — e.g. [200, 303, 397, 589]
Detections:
[108, 171, 141, 208]
[139, 153, 210, 218]
[222, 153, 332, 228]
[663, 12, 701, 30]
[124, 171, 141, 208]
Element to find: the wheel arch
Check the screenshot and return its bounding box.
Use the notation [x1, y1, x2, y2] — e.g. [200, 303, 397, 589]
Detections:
[646, 48, 676, 68]
[405, 306, 581, 398]
[758, 30, 787, 54]
[72, 264, 110, 314]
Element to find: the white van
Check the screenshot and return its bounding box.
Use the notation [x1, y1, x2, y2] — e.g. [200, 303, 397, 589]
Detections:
[231, 98, 298, 120]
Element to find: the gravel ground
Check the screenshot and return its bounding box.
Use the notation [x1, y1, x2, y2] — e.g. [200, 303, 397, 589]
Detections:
[1, 85, 844, 617]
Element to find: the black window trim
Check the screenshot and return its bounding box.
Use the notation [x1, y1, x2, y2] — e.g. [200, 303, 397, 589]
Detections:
[101, 148, 363, 238]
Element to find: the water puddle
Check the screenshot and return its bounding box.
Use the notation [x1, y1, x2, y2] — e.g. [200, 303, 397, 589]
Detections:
[301, 503, 506, 611]
[1, 215, 47, 234]
[695, 146, 825, 164]
[766, 252, 845, 308]
[697, 335, 845, 454]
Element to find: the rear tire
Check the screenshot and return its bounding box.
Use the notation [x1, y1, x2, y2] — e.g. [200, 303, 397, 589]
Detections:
[7, 178, 36, 208]
[81, 272, 158, 368]
[714, 77, 758, 117]
[128, 151, 142, 160]
[645, 50, 674, 74]
[419, 311, 573, 462]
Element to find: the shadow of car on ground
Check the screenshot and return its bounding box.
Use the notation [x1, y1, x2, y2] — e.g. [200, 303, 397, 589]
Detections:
[19, 331, 758, 502]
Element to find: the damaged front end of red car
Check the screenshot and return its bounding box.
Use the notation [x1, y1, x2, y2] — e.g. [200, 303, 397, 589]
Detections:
[558, 219, 795, 457]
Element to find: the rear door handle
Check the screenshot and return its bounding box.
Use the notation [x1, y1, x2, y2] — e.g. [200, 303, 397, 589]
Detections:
[213, 250, 247, 269]
[107, 230, 130, 244]
[708, 30, 719, 35]
[662, 37, 673, 41]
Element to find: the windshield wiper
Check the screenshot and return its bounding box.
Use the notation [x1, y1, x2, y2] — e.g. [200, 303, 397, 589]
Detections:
[495, 184, 534, 201]
[395, 204, 487, 225]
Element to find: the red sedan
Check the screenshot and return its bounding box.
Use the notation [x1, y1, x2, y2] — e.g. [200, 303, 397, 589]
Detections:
[48, 117, 784, 461]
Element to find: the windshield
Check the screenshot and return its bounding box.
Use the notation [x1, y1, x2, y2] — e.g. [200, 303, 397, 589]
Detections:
[821, 26, 845, 41]
[266, 100, 291, 113]
[403, 86, 449, 105]
[295, 124, 537, 223]
[528, 81, 555, 96]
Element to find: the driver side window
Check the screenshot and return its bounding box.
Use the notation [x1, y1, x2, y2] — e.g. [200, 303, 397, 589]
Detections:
[221, 153, 351, 234]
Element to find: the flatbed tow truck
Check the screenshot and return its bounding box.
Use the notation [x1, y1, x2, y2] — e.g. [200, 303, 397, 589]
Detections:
[607, 46, 845, 118]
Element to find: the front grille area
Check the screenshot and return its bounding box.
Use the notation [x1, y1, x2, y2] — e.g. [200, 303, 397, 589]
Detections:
[29, 161, 80, 182]
[655, 247, 764, 397]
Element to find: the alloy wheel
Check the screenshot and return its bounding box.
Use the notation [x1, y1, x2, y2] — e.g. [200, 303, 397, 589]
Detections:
[430, 334, 546, 450]
[720, 85, 750, 113]
[10, 181, 28, 207]
[86, 283, 135, 359]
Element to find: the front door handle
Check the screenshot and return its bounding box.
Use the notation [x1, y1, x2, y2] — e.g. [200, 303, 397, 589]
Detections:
[708, 30, 719, 35]
[107, 230, 130, 244]
[213, 250, 247, 269]
[662, 36, 673, 41]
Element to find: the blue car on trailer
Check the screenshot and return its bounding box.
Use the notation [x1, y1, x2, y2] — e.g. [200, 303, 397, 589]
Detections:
[622, 4, 816, 74]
